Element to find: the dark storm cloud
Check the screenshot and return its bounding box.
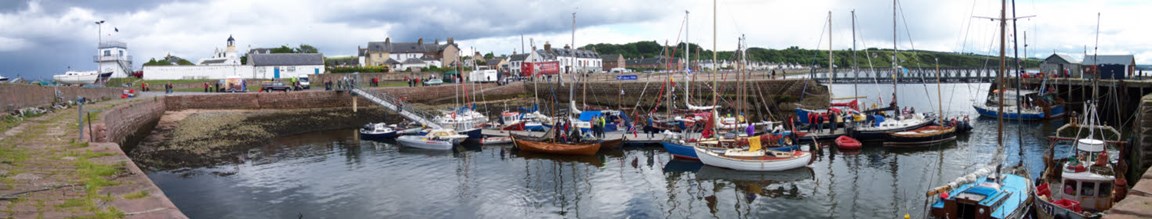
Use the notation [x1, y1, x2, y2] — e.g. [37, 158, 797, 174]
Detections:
[3, 39, 96, 81]
[320, 0, 670, 42]
[0, 0, 191, 14]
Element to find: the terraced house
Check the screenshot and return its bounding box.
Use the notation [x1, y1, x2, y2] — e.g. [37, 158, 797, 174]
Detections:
[358, 37, 460, 71]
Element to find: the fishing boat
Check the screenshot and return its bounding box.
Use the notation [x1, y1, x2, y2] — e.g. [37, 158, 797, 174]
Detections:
[395, 129, 467, 150]
[882, 125, 957, 148]
[834, 135, 862, 150]
[53, 71, 111, 85]
[927, 166, 1033, 219]
[1033, 100, 1124, 218]
[693, 136, 813, 171]
[0, 75, 9, 83]
[973, 89, 1065, 120]
[510, 134, 601, 156]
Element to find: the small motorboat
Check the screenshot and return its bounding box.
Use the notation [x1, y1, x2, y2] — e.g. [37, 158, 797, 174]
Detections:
[479, 136, 513, 145]
[360, 123, 399, 140]
[835, 135, 862, 150]
[396, 129, 468, 150]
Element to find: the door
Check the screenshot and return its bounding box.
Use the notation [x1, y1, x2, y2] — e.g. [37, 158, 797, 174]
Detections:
[274, 67, 281, 79]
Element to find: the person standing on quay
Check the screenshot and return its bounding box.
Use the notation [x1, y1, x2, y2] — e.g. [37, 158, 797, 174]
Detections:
[203, 82, 210, 93]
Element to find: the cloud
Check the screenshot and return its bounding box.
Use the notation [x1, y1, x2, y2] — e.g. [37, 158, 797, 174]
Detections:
[0, 0, 1148, 80]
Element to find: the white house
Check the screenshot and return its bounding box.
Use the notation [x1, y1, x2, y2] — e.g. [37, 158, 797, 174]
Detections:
[143, 35, 325, 80]
[526, 42, 602, 74]
[96, 41, 133, 78]
[249, 53, 325, 79]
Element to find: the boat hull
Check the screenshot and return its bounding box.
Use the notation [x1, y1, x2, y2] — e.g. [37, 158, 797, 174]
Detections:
[479, 136, 513, 145]
[600, 138, 624, 150]
[694, 147, 811, 171]
[848, 118, 933, 141]
[359, 130, 398, 140]
[883, 126, 958, 148]
[459, 128, 483, 140]
[661, 141, 699, 160]
[395, 135, 455, 150]
[1034, 196, 1093, 219]
[512, 136, 601, 156]
[974, 104, 1066, 121]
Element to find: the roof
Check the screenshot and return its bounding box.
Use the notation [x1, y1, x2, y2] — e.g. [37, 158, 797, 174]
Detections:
[486, 58, 505, 64]
[385, 58, 401, 65]
[536, 48, 600, 59]
[402, 58, 425, 64]
[1082, 55, 1135, 65]
[1043, 54, 1079, 64]
[366, 40, 458, 54]
[601, 54, 623, 61]
[99, 41, 127, 49]
[249, 53, 324, 66]
[509, 54, 529, 62]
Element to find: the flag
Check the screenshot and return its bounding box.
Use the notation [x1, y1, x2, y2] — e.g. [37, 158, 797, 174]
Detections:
[114, 27, 119, 32]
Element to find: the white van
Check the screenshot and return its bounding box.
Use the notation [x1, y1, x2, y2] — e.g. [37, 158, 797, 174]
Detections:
[610, 68, 629, 73]
[469, 69, 499, 83]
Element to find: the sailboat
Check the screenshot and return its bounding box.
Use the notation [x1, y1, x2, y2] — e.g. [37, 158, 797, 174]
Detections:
[884, 60, 959, 148]
[927, 0, 1033, 218]
[846, 3, 935, 142]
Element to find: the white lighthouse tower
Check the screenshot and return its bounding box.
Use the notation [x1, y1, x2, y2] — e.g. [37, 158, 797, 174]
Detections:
[96, 40, 133, 78]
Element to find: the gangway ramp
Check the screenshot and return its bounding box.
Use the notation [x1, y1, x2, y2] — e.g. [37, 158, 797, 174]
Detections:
[351, 88, 443, 129]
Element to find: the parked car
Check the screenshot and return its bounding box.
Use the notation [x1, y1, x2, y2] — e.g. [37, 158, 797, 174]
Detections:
[262, 82, 291, 92]
[297, 75, 311, 90]
[423, 78, 444, 86]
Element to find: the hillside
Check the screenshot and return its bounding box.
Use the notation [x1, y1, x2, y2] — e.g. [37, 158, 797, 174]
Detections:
[581, 41, 1040, 69]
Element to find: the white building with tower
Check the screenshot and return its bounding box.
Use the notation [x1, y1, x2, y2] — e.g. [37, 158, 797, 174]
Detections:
[142, 35, 324, 80]
[95, 41, 134, 78]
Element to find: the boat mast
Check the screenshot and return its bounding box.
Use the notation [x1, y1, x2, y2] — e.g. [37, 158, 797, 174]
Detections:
[852, 11, 858, 99]
[711, 0, 719, 137]
[892, 0, 899, 116]
[829, 11, 834, 88]
[1011, 0, 1024, 156]
[997, 0, 1007, 147]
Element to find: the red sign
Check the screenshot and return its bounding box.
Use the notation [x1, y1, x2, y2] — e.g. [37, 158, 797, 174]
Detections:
[521, 61, 560, 76]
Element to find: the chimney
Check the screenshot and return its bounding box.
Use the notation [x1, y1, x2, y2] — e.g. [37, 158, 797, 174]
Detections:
[447, 37, 454, 45]
[544, 41, 551, 51]
[418, 37, 424, 45]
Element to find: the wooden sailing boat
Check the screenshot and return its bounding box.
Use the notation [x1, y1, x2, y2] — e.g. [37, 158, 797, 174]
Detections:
[884, 58, 958, 148]
[847, 4, 935, 141]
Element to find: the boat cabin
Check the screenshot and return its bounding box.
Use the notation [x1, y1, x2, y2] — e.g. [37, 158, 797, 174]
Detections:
[1056, 138, 1116, 211]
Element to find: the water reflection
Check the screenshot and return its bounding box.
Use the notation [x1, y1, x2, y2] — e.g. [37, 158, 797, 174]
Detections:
[143, 83, 1080, 218]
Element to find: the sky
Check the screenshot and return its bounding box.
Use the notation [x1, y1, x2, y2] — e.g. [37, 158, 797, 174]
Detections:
[0, 0, 1148, 80]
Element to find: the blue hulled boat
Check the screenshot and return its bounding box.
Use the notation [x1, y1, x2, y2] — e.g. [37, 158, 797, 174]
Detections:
[928, 167, 1033, 219]
[974, 89, 1065, 121]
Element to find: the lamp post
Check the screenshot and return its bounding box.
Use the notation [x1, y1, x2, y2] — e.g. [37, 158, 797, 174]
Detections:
[95, 20, 104, 73]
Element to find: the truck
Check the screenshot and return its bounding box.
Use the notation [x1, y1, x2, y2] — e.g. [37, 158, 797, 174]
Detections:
[469, 69, 499, 83]
[520, 61, 560, 77]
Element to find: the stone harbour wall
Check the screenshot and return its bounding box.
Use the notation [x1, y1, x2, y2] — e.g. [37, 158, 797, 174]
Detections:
[0, 84, 124, 112]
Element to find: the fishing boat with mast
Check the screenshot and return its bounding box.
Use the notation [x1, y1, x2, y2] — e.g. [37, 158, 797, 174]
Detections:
[884, 59, 959, 148]
[1033, 102, 1124, 219]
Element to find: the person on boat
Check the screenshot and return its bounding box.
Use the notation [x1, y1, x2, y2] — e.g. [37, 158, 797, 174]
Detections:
[745, 121, 755, 136]
[815, 113, 825, 133]
[831, 113, 840, 133]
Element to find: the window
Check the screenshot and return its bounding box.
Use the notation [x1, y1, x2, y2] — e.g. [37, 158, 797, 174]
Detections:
[1080, 182, 1096, 197]
[1098, 182, 1112, 198]
[1064, 180, 1077, 195]
[103, 50, 111, 56]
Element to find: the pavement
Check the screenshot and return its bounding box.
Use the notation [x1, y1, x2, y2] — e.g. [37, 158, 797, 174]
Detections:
[0, 98, 185, 218]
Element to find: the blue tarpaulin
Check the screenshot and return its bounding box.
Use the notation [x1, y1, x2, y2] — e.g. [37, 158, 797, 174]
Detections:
[871, 115, 885, 127]
[578, 111, 603, 121]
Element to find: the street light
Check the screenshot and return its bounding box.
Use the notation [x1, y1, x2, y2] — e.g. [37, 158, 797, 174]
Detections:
[95, 20, 105, 72]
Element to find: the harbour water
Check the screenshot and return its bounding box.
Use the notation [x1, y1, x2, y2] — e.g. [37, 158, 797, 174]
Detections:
[146, 83, 1088, 218]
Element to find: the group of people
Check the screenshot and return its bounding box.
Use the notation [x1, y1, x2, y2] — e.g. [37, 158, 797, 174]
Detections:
[589, 116, 609, 139]
[552, 119, 582, 143]
[805, 111, 849, 134]
[404, 76, 423, 87]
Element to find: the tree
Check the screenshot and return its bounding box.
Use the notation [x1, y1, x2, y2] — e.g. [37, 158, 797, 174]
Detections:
[296, 44, 318, 53]
[270, 45, 294, 53]
[484, 52, 495, 59]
